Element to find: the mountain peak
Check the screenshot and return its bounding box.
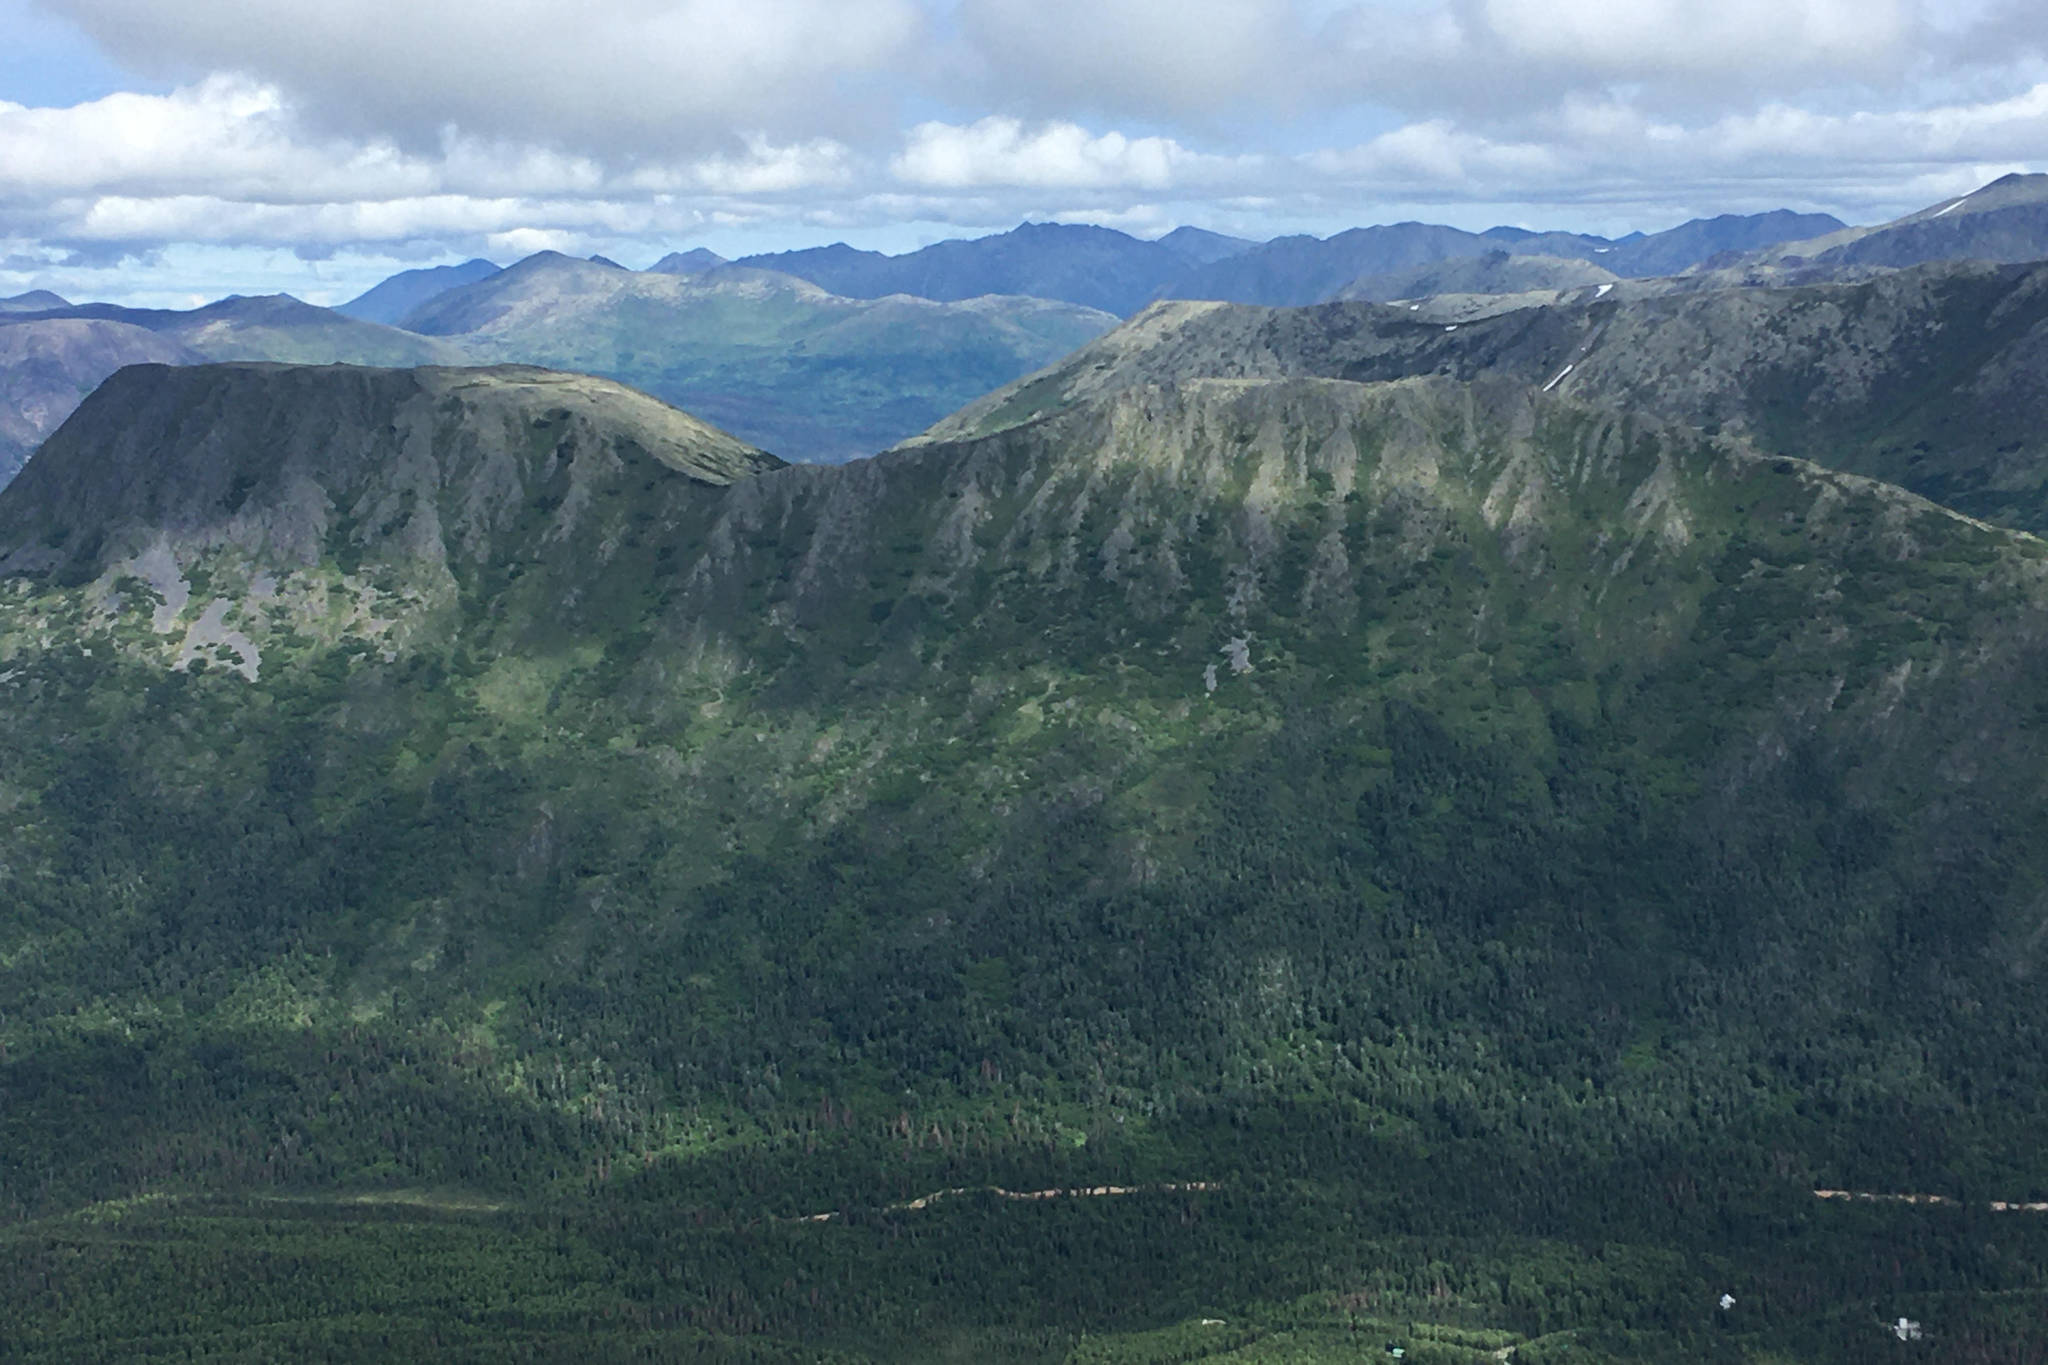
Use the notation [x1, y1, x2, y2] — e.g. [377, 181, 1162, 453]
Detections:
[0, 289, 71, 313]
[0, 362, 781, 587]
[647, 247, 728, 276]
[336, 259, 501, 326]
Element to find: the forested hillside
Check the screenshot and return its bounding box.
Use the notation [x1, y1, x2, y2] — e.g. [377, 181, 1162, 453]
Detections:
[2, 357, 2047, 1361]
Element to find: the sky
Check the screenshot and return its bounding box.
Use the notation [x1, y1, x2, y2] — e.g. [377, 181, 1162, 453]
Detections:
[2, 0, 2046, 307]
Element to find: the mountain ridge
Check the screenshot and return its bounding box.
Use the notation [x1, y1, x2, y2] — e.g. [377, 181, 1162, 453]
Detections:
[919, 258, 2048, 535]
[4, 348, 2048, 1359]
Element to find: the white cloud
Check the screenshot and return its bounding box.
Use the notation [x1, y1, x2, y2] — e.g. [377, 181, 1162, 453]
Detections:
[41, 0, 924, 153]
[1478, 0, 1910, 77]
[953, 0, 1307, 119]
[892, 118, 1237, 190]
[0, 76, 862, 255]
[3, 0, 2048, 305]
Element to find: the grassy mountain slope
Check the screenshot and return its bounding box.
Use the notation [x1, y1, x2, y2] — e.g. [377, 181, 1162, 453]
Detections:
[2, 357, 2048, 1359]
[401, 252, 1118, 462]
[931, 261, 2048, 536]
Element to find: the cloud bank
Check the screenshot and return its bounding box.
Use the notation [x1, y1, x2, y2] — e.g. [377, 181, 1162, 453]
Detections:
[3, 0, 2046, 302]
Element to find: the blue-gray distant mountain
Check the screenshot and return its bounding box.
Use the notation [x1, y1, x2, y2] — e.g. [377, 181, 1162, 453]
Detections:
[731, 212, 1863, 316]
[0, 290, 71, 313]
[647, 248, 728, 276]
[737, 222, 1194, 316]
[1601, 210, 1847, 276]
[335, 259, 501, 326]
[1742, 173, 2048, 271]
[38, 294, 468, 366]
[1168, 222, 1498, 306]
[1172, 212, 1852, 305]
[1154, 225, 1257, 264]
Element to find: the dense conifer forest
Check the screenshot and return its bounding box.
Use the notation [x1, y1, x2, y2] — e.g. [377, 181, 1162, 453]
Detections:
[2, 357, 2047, 1360]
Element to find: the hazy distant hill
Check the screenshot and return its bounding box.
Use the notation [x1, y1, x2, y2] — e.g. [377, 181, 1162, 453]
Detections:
[335, 259, 501, 325]
[731, 212, 1844, 317]
[0, 317, 200, 484]
[36, 294, 470, 367]
[647, 247, 728, 275]
[1163, 211, 1846, 307]
[738, 221, 1195, 316]
[0, 290, 71, 313]
[1600, 209, 1845, 276]
[0, 295, 468, 490]
[1169, 222, 1500, 305]
[1154, 224, 1257, 264]
[400, 250, 1117, 460]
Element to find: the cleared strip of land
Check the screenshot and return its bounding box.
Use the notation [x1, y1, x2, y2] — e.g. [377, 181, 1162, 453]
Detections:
[794, 1181, 1221, 1223]
[1814, 1189, 2048, 1211]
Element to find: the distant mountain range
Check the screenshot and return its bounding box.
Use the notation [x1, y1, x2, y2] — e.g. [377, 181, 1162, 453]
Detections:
[291, 209, 1850, 365]
[392, 251, 1118, 461]
[721, 211, 1843, 315]
[9, 174, 2048, 493]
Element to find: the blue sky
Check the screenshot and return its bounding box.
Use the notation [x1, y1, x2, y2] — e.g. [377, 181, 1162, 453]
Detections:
[3, 0, 2045, 307]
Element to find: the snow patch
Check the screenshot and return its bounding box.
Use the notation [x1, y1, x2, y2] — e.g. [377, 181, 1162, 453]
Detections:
[1929, 197, 1967, 219]
[1594, 283, 1613, 298]
[1541, 363, 1575, 393]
